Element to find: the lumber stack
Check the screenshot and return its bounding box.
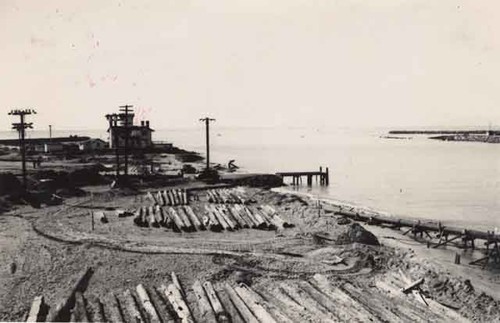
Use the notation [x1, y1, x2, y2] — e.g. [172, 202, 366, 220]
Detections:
[133, 204, 293, 232]
[206, 188, 248, 204]
[25, 271, 464, 322]
[146, 189, 189, 206]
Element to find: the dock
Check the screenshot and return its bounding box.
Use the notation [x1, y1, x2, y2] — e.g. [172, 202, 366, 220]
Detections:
[334, 207, 500, 267]
[277, 166, 330, 186]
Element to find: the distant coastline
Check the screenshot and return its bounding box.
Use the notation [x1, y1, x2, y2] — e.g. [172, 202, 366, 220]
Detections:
[388, 129, 500, 144]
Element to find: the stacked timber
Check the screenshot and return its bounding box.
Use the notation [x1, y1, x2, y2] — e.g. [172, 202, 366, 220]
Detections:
[146, 189, 189, 206]
[133, 204, 293, 232]
[206, 188, 248, 204]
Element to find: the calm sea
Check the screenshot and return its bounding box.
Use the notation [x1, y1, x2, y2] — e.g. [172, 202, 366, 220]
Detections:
[2, 127, 499, 230]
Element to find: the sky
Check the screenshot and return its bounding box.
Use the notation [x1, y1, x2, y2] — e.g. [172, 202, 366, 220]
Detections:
[1, 0, 499, 131]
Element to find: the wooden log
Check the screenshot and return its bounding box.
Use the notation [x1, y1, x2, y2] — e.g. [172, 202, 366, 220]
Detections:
[224, 284, 259, 323]
[296, 281, 344, 321]
[229, 206, 250, 228]
[240, 206, 260, 228]
[173, 190, 182, 206]
[192, 281, 218, 323]
[239, 284, 293, 323]
[167, 190, 177, 206]
[163, 190, 173, 206]
[154, 205, 164, 225]
[278, 283, 333, 322]
[157, 192, 165, 206]
[233, 284, 277, 323]
[95, 211, 108, 224]
[149, 287, 176, 323]
[176, 207, 194, 231]
[203, 281, 230, 323]
[162, 284, 194, 323]
[237, 205, 256, 228]
[103, 293, 125, 323]
[134, 208, 142, 226]
[136, 284, 161, 323]
[47, 267, 94, 322]
[184, 206, 205, 231]
[217, 286, 245, 323]
[167, 207, 185, 231]
[141, 206, 149, 227]
[204, 205, 222, 232]
[171, 272, 186, 298]
[214, 206, 235, 230]
[220, 206, 240, 229]
[161, 207, 173, 228]
[161, 191, 168, 206]
[26, 296, 47, 322]
[123, 289, 144, 323]
[70, 291, 89, 323]
[210, 205, 230, 231]
[148, 206, 159, 227]
[86, 297, 105, 323]
[257, 208, 276, 230]
[182, 190, 188, 205]
[246, 207, 267, 229]
[146, 191, 157, 204]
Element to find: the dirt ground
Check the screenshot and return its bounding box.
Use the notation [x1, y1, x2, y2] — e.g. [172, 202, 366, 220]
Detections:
[1, 185, 500, 322]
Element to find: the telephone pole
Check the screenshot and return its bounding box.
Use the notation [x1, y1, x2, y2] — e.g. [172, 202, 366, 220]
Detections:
[8, 109, 36, 190]
[105, 113, 120, 177]
[199, 117, 215, 170]
[119, 105, 133, 177]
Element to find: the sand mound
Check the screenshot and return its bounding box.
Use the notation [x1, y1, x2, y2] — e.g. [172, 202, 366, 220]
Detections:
[336, 223, 380, 246]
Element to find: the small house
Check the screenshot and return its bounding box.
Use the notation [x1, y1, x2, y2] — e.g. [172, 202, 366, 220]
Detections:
[78, 138, 107, 151]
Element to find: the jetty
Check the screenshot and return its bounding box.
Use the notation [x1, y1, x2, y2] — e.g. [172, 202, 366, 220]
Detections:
[277, 166, 329, 186]
[334, 207, 500, 266]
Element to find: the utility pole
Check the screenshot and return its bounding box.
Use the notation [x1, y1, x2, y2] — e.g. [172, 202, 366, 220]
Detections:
[119, 105, 133, 177]
[8, 109, 36, 190]
[49, 125, 52, 139]
[199, 117, 215, 170]
[105, 113, 120, 177]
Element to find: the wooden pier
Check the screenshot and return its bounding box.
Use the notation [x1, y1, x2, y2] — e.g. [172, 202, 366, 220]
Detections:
[334, 207, 500, 267]
[277, 166, 330, 186]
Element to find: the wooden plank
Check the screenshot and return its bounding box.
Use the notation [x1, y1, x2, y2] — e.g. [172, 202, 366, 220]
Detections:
[402, 278, 424, 294]
[136, 284, 161, 323]
[162, 284, 194, 323]
[192, 281, 218, 323]
[123, 289, 144, 323]
[224, 284, 259, 323]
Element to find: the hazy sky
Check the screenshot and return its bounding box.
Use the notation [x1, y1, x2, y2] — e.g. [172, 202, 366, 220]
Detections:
[1, 0, 499, 131]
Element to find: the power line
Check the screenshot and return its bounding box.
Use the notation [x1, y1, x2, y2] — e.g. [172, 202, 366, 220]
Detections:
[8, 109, 36, 190]
[119, 105, 133, 178]
[199, 117, 215, 171]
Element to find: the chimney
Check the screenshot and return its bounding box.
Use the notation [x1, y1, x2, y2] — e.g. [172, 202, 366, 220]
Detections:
[146, 121, 150, 128]
[141, 121, 144, 127]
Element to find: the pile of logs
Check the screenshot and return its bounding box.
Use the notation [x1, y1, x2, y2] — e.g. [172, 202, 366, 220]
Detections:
[146, 189, 189, 206]
[26, 272, 293, 323]
[133, 205, 206, 231]
[26, 271, 464, 322]
[207, 189, 248, 204]
[133, 204, 293, 232]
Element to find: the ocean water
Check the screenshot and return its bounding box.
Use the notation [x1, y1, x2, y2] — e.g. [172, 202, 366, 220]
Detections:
[2, 127, 499, 230]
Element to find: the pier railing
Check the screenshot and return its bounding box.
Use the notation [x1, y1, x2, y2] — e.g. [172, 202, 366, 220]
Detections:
[276, 166, 329, 186]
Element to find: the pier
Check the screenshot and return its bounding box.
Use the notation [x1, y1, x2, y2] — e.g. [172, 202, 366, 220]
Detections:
[334, 207, 500, 267]
[277, 166, 330, 186]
